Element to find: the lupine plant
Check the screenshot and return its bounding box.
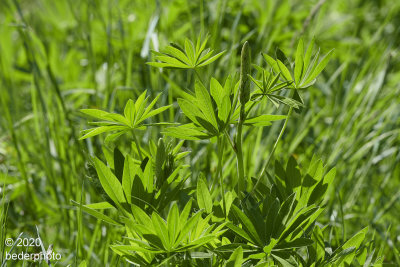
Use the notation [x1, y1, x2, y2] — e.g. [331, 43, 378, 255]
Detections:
[77, 36, 379, 266]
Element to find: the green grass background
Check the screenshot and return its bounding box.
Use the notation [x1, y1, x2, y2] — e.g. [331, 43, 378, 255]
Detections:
[0, 0, 399, 265]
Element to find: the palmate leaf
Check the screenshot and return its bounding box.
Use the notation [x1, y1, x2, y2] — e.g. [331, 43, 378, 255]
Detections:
[168, 76, 235, 140]
[121, 198, 218, 257]
[262, 39, 333, 90]
[79, 92, 171, 140]
[147, 35, 225, 69]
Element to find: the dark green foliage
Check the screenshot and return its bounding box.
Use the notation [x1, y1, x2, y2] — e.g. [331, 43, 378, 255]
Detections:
[1, 0, 398, 266]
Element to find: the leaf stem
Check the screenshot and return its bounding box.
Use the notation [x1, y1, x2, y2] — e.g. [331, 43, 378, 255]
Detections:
[194, 68, 205, 86]
[211, 136, 226, 218]
[131, 130, 143, 161]
[251, 107, 293, 195]
[236, 105, 246, 200]
[224, 129, 237, 153]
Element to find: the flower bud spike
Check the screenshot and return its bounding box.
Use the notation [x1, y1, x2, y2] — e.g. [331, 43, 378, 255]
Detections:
[239, 41, 251, 105]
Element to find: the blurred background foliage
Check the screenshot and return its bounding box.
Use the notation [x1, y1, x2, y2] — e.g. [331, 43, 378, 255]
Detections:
[0, 0, 399, 265]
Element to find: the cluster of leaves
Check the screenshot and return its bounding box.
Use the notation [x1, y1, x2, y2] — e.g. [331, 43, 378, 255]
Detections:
[163, 78, 286, 140]
[146, 36, 225, 69]
[79, 90, 171, 141]
[76, 37, 378, 266]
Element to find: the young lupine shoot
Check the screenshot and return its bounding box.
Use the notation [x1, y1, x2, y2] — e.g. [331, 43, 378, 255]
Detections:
[237, 41, 252, 199]
[239, 41, 251, 106]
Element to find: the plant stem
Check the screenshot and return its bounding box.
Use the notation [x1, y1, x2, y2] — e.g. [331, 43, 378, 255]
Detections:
[194, 68, 205, 85]
[211, 136, 226, 218]
[251, 107, 293, 195]
[236, 105, 246, 200]
[224, 129, 237, 153]
[132, 130, 143, 161]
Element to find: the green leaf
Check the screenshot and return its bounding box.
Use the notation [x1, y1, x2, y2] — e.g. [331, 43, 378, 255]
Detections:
[175, 211, 202, 246]
[294, 39, 304, 86]
[278, 206, 320, 242]
[175, 235, 216, 252]
[248, 75, 263, 90]
[131, 204, 153, 227]
[232, 205, 263, 246]
[302, 49, 320, 84]
[151, 212, 170, 250]
[71, 200, 122, 226]
[341, 226, 368, 264]
[224, 191, 234, 217]
[274, 238, 313, 250]
[196, 35, 210, 60]
[262, 53, 280, 74]
[165, 46, 191, 65]
[303, 49, 334, 85]
[197, 173, 213, 214]
[124, 99, 135, 126]
[272, 254, 296, 267]
[154, 55, 191, 68]
[141, 93, 161, 118]
[134, 90, 148, 123]
[177, 98, 207, 126]
[122, 155, 136, 204]
[167, 203, 180, 246]
[143, 159, 154, 193]
[226, 222, 254, 244]
[185, 39, 195, 65]
[312, 225, 325, 262]
[219, 95, 231, 123]
[111, 244, 162, 254]
[225, 246, 243, 267]
[303, 38, 315, 71]
[210, 77, 225, 107]
[263, 238, 278, 254]
[273, 192, 297, 236]
[163, 124, 211, 140]
[139, 105, 172, 123]
[93, 157, 126, 205]
[79, 126, 127, 140]
[179, 199, 193, 231]
[244, 114, 286, 127]
[269, 95, 304, 109]
[197, 50, 225, 67]
[146, 62, 175, 68]
[113, 147, 124, 182]
[277, 59, 293, 82]
[80, 109, 111, 120]
[84, 202, 114, 210]
[195, 81, 218, 131]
